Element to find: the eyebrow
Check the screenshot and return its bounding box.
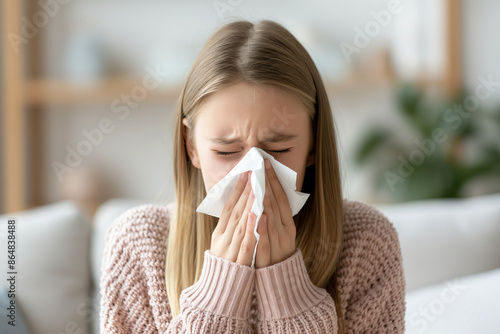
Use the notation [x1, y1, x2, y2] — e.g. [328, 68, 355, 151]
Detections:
[209, 132, 299, 145]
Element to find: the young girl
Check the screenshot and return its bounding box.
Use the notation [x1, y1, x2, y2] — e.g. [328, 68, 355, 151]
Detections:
[100, 20, 406, 333]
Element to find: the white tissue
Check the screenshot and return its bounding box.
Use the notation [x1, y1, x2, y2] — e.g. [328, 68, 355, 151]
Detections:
[196, 147, 310, 268]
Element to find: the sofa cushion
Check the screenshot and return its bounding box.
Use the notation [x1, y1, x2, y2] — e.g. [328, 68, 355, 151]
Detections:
[405, 267, 500, 333]
[0, 201, 91, 334]
[375, 192, 500, 292]
[90, 198, 149, 334]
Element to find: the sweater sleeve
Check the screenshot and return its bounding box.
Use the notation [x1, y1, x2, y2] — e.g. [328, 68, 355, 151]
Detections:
[100, 206, 256, 334]
[338, 204, 406, 333]
[254, 248, 339, 333]
[167, 250, 256, 333]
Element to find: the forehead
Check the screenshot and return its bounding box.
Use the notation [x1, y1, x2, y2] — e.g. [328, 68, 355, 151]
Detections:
[195, 81, 309, 136]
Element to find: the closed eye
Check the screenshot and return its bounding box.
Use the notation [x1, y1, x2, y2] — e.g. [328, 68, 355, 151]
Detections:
[217, 149, 290, 156]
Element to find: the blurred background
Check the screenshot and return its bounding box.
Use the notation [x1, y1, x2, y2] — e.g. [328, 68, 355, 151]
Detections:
[2, 0, 500, 216]
[1, 1, 500, 334]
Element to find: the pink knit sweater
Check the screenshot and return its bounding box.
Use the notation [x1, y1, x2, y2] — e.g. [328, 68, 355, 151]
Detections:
[100, 199, 406, 333]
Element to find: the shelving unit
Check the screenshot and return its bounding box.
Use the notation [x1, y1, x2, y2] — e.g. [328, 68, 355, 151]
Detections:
[2, 0, 25, 214]
[1, 0, 461, 214]
[26, 77, 181, 106]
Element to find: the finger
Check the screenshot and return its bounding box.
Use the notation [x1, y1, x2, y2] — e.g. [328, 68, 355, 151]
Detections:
[255, 213, 270, 269]
[216, 171, 250, 235]
[228, 187, 255, 259]
[264, 183, 281, 256]
[265, 159, 293, 227]
[236, 211, 257, 267]
[266, 172, 282, 232]
[263, 175, 277, 241]
[266, 165, 296, 257]
[222, 173, 253, 242]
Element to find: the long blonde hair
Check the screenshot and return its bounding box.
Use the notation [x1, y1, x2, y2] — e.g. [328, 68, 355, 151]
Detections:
[166, 19, 344, 332]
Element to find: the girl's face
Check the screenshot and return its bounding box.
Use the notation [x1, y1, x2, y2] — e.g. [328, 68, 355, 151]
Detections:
[183, 80, 315, 193]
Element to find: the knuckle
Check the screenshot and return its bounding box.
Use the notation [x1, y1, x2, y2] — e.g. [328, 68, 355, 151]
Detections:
[231, 210, 241, 222]
[223, 201, 232, 214]
[235, 224, 244, 237]
[240, 242, 253, 254]
[246, 212, 253, 226]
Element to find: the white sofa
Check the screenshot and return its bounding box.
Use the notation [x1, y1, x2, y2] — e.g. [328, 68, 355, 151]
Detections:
[375, 194, 500, 333]
[1, 193, 499, 334]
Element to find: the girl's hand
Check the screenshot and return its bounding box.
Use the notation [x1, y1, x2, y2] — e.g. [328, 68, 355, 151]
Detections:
[210, 170, 258, 267]
[255, 159, 297, 269]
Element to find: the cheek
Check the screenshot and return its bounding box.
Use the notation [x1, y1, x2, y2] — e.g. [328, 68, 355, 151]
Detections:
[215, 159, 235, 183]
[201, 155, 236, 190]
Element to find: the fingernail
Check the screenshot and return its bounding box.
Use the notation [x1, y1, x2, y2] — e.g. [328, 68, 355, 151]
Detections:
[265, 159, 271, 169]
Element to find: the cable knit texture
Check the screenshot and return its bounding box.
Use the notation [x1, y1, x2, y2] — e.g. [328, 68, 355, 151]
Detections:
[100, 199, 406, 333]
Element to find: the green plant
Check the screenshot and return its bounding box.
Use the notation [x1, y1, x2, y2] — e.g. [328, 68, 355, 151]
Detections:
[353, 83, 500, 202]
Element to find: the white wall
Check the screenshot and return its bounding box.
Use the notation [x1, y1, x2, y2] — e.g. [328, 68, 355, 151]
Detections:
[462, 0, 500, 106]
[36, 0, 499, 206]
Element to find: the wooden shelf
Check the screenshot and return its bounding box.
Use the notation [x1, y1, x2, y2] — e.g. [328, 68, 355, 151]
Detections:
[26, 77, 182, 106]
[323, 76, 442, 95]
[25, 75, 443, 107]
